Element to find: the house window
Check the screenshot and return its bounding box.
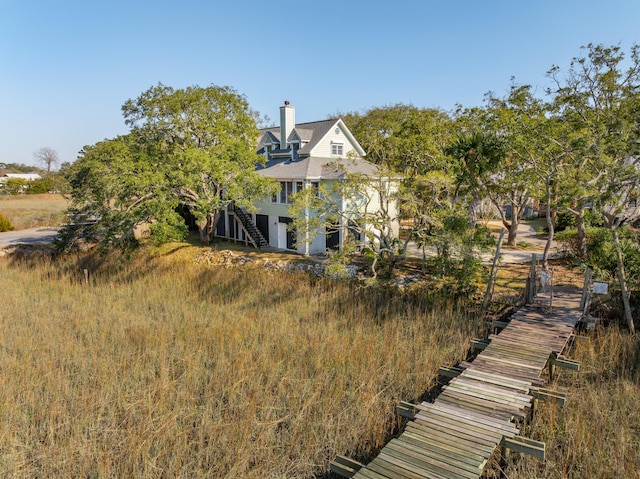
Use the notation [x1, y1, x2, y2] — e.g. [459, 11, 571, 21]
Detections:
[331, 143, 344, 156]
[273, 181, 295, 204]
[310, 181, 319, 196]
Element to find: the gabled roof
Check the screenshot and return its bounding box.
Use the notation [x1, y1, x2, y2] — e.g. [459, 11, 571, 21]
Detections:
[256, 156, 378, 180]
[257, 118, 366, 157]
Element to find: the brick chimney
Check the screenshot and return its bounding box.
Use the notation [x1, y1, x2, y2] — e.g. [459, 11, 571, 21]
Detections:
[279, 100, 295, 148]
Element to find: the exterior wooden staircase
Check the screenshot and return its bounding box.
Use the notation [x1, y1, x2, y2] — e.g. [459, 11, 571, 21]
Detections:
[229, 202, 268, 249]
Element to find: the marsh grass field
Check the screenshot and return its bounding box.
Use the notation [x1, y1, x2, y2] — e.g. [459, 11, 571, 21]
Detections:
[0, 246, 484, 478]
[0, 237, 638, 477]
[0, 193, 69, 230]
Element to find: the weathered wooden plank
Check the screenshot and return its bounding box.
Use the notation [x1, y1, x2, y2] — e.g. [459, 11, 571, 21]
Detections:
[439, 365, 464, 379]
[530, 389, 566, 406]
[446, 380, 533, 405]
[373, 453, 448, 479]
[331, 455, 365, 478]
[416, 402, 519, 435]
[405, 423, 496, 456]
[492, 320, 509, 330]
[470, 338, 490, 350]
[488, 335, 551, 353]
[549, 355, 580, 371]
[409, 415, 499, 448]
[353, 467, 390, 479]
[396, 432, 487, 467]
[438, 388, 527, 418]
[441, 385, 531, 412]
[453, 376, 533, 400]
[413, 411, 506, 443]
[386, 440, 480, 478]
[483, 343, 551, 362]
[391, 438, 484, 474]
[366, 457, 425, 479]
[460, 368, 533, 390]
[414, 403, 517, 438]
[500, 435, 546, 460]
[398, 401, 417, 419]
[436, 393, 519, 421]
[381, 446, 475, 479]
[479, 351, 546, 370]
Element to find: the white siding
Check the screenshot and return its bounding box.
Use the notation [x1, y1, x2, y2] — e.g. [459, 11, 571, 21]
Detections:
[268, 215, 279, 247]
[308, 226, 327, 255]
[310, 123, 358, 158]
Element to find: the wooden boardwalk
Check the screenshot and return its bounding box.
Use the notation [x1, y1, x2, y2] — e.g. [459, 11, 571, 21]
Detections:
[332, 288, 583, 479]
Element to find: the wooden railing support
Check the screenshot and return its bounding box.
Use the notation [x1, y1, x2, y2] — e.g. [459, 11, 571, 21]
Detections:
[471, 338, 490, 351]
[500, 436, 546, 460]
[438, 365, 464, 379]
[330, 455, 364, 478]
[396, 401, 417, 419]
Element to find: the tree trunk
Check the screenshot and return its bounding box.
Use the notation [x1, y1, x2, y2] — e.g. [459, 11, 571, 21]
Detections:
[612, 229, 635, 333]
[198, 218, 210, 244]
[506, 217, 519, 247]
[575, 207, 587, 259]
[198, 210, 223, 245]
[469, 190, 480, 226]
[542, 182, 554, 270]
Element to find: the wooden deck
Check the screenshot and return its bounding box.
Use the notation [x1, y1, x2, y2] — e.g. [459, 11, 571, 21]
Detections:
[333, 288, 583, 479]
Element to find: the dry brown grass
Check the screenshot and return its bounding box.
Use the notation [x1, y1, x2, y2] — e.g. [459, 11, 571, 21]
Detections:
[0, 245, 483, 478]
[0, 193, 69, 230]
[500, 326, 640, 478]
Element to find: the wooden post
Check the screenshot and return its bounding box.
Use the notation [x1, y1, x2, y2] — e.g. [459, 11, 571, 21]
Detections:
[580, 267, 593, 310]
[482, 228, 505, 311]
[83, 268, 89, 285]
[526, 254, 537, 305]
[549, 267, 554, 312]
[549, 352, 556, 382]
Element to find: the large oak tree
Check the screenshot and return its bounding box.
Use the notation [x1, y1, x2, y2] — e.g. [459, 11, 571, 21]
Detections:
[59, 83, 276, 251]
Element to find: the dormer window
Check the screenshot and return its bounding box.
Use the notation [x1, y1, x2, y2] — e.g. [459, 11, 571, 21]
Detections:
[331, 142, 344, 156]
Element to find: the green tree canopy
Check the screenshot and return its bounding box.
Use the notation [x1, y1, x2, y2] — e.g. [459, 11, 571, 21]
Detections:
[59, 83, 276, 251]
[341, 104, 453, 174]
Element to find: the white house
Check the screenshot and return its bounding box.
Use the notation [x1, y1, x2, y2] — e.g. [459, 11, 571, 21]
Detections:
[214, 101, 399, 254]
[0, 173, 43, 193]
[0, 173, 42, 182]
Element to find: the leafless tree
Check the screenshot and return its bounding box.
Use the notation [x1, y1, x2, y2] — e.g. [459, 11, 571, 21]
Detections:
[33, 147, 59, 174]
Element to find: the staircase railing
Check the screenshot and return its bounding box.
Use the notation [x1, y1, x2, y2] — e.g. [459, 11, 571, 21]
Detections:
[229, 203, 268, 249]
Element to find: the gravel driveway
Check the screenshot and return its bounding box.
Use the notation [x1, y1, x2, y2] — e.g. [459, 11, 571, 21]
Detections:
[0, 227, 59, 248]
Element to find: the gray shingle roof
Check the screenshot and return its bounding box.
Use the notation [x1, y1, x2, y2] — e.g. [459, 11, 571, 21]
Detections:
[256, 156, 378, 180]
[258, 119, 336, 155]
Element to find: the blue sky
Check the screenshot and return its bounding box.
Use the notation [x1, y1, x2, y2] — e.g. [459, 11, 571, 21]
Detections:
[1, 0, 639, 167]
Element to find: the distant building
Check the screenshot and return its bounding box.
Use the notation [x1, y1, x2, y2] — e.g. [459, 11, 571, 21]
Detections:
[0, 173, 42, 182]
[0, 173, 43, 193]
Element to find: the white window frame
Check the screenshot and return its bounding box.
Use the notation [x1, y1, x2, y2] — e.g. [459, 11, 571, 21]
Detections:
[331, 142, 344, 156]
[272, 181, 301, 204]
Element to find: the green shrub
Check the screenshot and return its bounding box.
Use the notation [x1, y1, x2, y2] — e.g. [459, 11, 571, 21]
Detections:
[0, 213, 15, 232]
[2, 178, 27, 195]
[26, 178, 53, 194]
[554, 209, 604, 232]
[556, 226, 640, 286]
